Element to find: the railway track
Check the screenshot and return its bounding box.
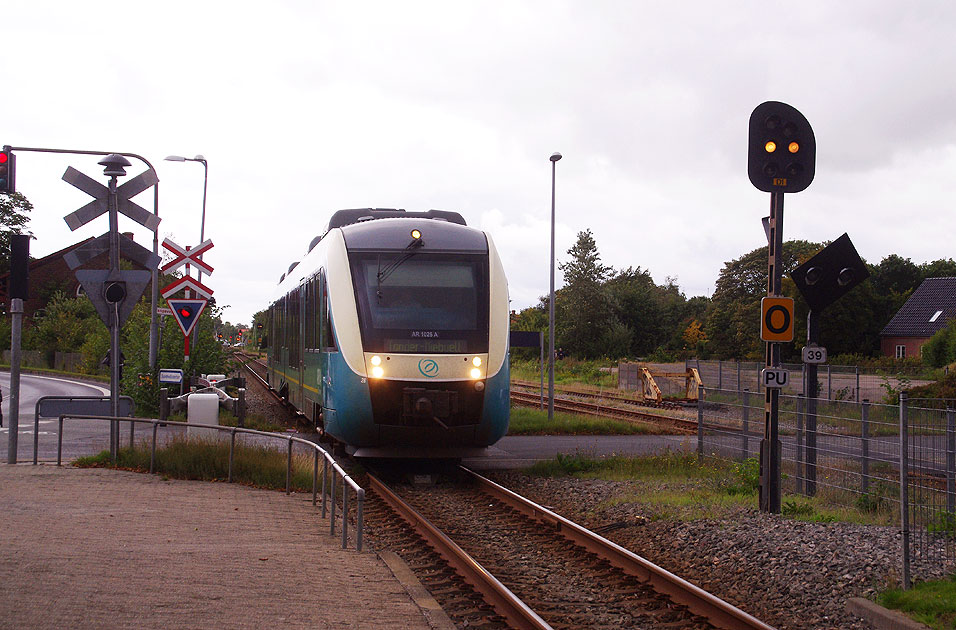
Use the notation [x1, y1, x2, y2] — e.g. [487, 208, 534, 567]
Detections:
[512, 379, 688, 411]
[366, 468, 775, 630]
[510, 390, 699, 434]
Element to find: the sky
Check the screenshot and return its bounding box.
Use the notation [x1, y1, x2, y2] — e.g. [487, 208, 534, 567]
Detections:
[5, 1, 956, 326]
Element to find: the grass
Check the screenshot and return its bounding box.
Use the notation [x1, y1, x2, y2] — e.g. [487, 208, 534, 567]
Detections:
[74, 437, 317, 491]
[878, 576, 956, 629]
[507, 406, 654, 435]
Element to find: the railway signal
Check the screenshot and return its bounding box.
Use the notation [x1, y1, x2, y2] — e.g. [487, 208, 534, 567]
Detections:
[747, 101, 816, 515]
[167, 298, 207, 337]
[0, 147, 16, 194]
[748, 101, 816, 193]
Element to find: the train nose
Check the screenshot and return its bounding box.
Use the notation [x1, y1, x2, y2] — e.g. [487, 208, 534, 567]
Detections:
[414, 397, 433, 416]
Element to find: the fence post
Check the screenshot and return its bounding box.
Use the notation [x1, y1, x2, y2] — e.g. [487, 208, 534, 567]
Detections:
[160, 388, 168, 423]
[313, 450, 319, 506]
[697, 385, 704, 460]
[286, 437, 293, 495]
[827, 365, 832, 401]
[861, 400, 870, 494]
[737, 360, 742, 393]
[741, 389, 750, 460]
[900, 392, 911, 590]
[854, 365, 860, 402]
[718, 360, 723, 390]
[342, 482, 349, 549]
[237, 388, 246, 428]
[948, 408, 955, 515]
[796, 395, 805, 495]
[151, 422, 158, 474]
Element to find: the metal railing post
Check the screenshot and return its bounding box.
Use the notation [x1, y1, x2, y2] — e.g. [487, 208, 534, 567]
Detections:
[330, 474, 337, 535]
[286, 437, 293, 495]
[57, 416, 64, 466]
[696, 385, 704, 459]
[855, 367, 860, 403]
[900, 392, 911, 590]
[861, 400, 870, 494]
[356, 489, 365, 552]
[229, 429, 236, 483]
[737, 360, 742, 393]
[717, 360, 723, 390]
[322, 458, 328, 517]
[342, 483, 349, 548]
[151, 422, 158, 474]
[313, 450, 319, 506]
[827, 365, 832, 401]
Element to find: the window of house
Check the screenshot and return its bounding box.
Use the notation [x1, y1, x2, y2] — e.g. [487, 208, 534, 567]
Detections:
[930, 310, 943, 323]
[896, 345, 906, 359]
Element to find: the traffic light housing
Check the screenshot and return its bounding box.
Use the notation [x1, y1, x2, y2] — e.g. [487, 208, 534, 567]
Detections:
[748, 102, 815, 193]
[0, 147, 16, 194]
[791, 233, 869, 312]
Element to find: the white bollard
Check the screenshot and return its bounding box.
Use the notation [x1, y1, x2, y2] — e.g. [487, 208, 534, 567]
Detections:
[187, 393, 220, 440]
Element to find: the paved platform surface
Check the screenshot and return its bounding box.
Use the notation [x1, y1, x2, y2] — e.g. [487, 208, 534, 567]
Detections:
[0, 464, 435, 630]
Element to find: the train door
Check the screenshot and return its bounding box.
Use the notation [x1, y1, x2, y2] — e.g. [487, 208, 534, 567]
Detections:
[298, 283, 306, 405]
[318, 270, 337, 418]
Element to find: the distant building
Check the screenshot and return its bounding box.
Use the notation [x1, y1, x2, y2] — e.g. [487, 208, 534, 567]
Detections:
[880, 277, 956, 358]
[0, 233, 149, 318]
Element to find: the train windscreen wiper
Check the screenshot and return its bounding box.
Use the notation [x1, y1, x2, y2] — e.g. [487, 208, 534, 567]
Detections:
[376, 236, 425, 302]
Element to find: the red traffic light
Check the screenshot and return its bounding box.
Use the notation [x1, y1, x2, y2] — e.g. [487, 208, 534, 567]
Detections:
[178, 308, 192, 317]
[0, 153, 7, 164]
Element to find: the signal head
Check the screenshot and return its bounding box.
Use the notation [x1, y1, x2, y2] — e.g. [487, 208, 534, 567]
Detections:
[748, 101, 815, 193]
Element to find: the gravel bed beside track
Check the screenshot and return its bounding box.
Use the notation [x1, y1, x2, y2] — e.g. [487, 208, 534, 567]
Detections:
[481, 472, 942, 630]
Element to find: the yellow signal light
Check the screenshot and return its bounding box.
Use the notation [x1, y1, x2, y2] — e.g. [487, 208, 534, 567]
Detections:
[765, 141, 777, 153]
[788, 142, 800, 153]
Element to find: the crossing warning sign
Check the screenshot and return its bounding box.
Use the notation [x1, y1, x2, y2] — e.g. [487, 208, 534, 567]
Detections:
[761, 297, 794, 342]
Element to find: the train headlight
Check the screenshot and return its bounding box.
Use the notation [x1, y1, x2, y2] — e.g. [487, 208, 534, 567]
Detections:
[470, 368, 481, 379]
[410, 229, 422, 240]
[371, 366, 385, 379]
[472, 357, 481, 367]
[370, 355, 382, 366]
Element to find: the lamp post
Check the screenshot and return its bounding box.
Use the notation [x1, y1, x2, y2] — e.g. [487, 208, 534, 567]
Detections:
[548, 152, 562, 422]
[165, 155, 209, 351]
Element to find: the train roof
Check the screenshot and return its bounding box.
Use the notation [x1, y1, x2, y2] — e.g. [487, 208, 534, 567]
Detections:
[327, 208, 467, 231]
[341, 215, 487, 253]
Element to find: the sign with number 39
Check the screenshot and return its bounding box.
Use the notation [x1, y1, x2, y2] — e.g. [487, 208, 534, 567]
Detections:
[802, 346, 827, 364]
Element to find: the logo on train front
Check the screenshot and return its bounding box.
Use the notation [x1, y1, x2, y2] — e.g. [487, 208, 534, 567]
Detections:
[418, 359, 439, 378]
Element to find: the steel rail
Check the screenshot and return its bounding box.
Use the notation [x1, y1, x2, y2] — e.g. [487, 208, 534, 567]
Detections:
[461, 466, 777, 630]
[510, 390, 698, 433]
[367, 474, 553, 630]
[512, 378, 686, 409]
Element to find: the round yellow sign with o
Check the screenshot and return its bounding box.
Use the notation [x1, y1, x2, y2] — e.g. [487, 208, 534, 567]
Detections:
[761, 297, 794, 342]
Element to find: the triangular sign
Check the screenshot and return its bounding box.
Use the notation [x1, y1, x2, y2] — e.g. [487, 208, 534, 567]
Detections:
[167, 298, 208, 337]
[75, 269, 152, 328]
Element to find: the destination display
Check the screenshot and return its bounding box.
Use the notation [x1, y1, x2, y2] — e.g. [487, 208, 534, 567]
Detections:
[385, 338, 467, 353]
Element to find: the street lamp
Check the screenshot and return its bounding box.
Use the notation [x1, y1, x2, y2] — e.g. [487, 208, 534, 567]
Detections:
[164, 155, 209, 280]
[165, 154, 209, 351]
[548, 152, 562, 422]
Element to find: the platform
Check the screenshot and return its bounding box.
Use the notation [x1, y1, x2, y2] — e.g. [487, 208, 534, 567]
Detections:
[0, 464, 441, 630]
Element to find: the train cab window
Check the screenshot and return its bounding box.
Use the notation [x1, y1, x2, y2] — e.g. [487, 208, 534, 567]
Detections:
[350, 253, 488, 354]
[319, 271, 336, 351]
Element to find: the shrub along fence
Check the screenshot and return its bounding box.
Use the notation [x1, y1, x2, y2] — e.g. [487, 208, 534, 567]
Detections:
[698, 387, 956, 588]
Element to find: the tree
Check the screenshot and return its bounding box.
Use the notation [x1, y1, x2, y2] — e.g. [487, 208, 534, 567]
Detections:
[704, 240, 821, 359]
[555, 230, 628, 358]
[0, 192, 33, 275]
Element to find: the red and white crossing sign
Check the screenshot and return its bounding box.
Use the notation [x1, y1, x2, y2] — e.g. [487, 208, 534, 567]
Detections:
[161, 275, 214, 299]
[161, 238, 214, 276]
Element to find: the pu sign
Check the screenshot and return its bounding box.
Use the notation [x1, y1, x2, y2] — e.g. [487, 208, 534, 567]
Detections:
[760, 297, 794, 342]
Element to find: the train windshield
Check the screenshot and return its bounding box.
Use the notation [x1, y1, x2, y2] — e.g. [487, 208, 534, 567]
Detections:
[350, 253, 489, 353]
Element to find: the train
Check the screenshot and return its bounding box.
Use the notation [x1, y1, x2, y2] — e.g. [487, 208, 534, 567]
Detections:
[265, 208, 510, 458]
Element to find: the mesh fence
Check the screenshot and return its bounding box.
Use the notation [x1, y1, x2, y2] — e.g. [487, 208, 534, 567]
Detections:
[685, 358, 932, 403]
[697, 388, 956, 585]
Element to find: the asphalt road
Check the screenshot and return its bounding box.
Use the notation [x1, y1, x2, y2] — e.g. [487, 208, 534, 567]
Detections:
[0, 372, 113, 463]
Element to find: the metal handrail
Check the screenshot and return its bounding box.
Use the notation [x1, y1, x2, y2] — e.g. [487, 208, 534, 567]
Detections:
[54, 414, 364, 552]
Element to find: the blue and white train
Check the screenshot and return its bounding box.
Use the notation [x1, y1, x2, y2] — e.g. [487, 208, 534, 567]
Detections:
[265, 208, 510, 458]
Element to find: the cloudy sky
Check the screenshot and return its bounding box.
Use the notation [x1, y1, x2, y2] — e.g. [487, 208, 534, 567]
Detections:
[6, 1, 956, 326]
